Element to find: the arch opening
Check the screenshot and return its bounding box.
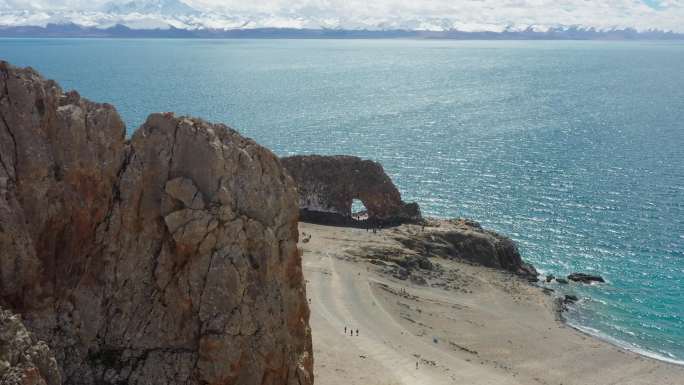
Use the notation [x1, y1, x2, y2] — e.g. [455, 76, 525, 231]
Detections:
[351, 199, 368, 221]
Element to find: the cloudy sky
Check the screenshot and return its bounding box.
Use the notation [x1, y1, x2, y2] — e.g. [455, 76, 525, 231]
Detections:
[1, 0, 683, 32]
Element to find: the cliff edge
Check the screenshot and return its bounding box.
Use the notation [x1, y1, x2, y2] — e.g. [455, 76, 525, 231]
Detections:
[0, 61, 313, 385]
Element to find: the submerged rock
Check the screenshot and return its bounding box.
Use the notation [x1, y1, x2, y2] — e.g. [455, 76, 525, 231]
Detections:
[281, 155, 421, 225]
[563, 294, 579, 304]
[567, 273, 605, 284]
[0, 61, 313, 385]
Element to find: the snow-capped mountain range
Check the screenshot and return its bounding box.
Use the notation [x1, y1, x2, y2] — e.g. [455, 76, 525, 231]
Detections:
[102, 0, 199, 16]
[0, 0, 682, 38]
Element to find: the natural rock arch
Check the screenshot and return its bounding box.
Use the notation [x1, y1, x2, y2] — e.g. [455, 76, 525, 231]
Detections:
[351, 199, 368, 219]
[280, 155, 421, 225]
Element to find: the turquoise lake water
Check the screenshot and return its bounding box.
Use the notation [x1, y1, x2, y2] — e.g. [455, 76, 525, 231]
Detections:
[1, 38, 683, 364]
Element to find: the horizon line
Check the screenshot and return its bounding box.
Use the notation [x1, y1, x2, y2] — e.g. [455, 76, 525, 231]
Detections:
[1, 24, 684, 40]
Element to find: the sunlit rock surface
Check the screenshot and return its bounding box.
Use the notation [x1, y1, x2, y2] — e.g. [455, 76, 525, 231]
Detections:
[0, 61, 313, 385]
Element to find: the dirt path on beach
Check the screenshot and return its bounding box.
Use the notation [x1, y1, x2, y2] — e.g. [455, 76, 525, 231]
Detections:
[300, 222, 684, 385]
[308, 250, 520, 385]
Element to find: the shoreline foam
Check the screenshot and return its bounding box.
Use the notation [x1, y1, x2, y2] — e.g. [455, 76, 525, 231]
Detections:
[564, 318, 684, 367]
[431, 214, 684, 367]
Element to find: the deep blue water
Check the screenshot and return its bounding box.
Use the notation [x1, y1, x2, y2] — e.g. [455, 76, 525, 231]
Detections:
[1, 38, 683, 364]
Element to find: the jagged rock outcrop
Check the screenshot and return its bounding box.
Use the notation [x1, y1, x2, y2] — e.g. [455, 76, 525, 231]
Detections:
[280, 155, 421, 225]
[567, 273, 605, 284]
[0, 308, 61, 385]
[395, 219, 538, 279]
[0, 61, 313, 385]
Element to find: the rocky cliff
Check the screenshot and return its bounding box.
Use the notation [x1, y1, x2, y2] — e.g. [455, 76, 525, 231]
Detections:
[0, 61, 312, 385]
[280, 155, 421, 225]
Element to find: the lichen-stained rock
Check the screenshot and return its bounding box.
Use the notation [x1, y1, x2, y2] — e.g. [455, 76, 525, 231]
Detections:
[280, 155, 421, 225]
[0, 62, 125, 314]
[0, 61, 313, 385]
[0, 307, 61, 385]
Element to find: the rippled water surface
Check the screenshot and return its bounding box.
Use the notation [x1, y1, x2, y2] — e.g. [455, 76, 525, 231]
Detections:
[2, 38, 683, 363]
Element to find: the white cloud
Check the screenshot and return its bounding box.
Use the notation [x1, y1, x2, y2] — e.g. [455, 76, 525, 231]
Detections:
[1, 0, 683, 32]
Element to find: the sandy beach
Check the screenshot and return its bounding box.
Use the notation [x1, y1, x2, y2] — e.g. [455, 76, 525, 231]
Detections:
[300, 221, 684, 385]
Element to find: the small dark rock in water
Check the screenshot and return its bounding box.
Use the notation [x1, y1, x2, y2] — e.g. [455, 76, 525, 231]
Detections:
[567, 273, 605, 284]
[556, 278, 569, 285]
[564, 294, 579, 304]
[542, 287, 555, 295]
[546, 274, 555, 283]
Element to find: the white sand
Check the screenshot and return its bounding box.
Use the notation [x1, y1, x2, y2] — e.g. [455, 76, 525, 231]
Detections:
[300, 222, 684, 385]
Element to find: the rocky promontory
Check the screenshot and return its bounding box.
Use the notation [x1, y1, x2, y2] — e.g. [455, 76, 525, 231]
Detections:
[348, 219, 538, 282]
[0, 61, 312, 385]
[395, 219, 538, 279]
[281, 155, 421, 225]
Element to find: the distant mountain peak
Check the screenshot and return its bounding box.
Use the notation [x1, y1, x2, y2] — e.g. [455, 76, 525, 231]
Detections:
[102, 0, 199, 15]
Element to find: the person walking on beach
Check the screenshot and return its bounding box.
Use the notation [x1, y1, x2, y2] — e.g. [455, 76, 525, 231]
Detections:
[356, 329, 359, 336]
[350, 329, 353, 336]
[344, 326, 347, 334]
[416, 361, 419, 369]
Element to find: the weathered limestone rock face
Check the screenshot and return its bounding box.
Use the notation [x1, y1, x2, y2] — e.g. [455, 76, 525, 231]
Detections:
[0, 61, 313, 385]
[0, 308, 61, 385]
[280, 155, 421, 225]
[395, 219, 538, 279]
